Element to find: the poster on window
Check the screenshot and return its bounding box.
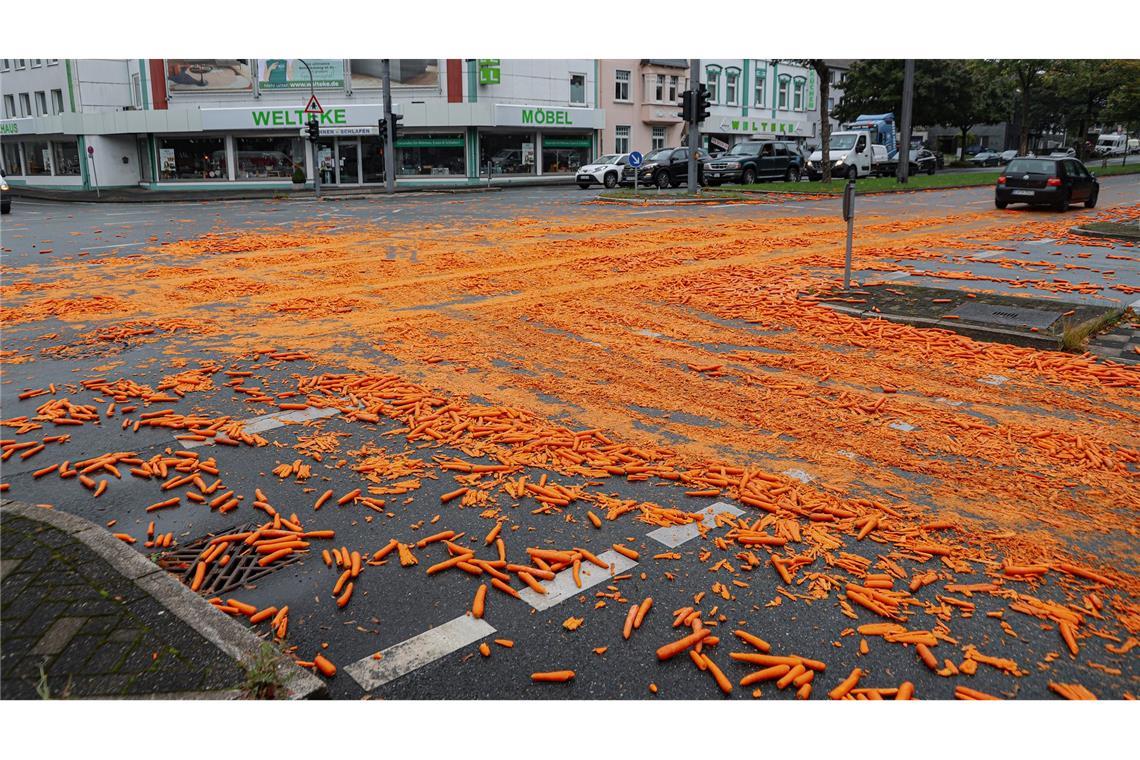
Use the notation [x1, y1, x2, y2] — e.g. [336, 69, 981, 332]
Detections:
[159, 148, 177, 175]
[166, 60, 253, 91]
[521, 142, 534, 166]
[258, 59, 345, 90]
[42, 149, 53, 173]
[349, 60, 439, 89]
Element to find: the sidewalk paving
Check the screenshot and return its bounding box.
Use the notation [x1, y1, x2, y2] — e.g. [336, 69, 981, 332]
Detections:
[1088, 312, 1140, 365]
[0, 501, 325, 700]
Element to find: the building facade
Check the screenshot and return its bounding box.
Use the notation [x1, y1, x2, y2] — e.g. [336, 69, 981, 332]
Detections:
[1, 58, 606, 190]
[597, 59, 689, 155]
[697, 59, 821, 152]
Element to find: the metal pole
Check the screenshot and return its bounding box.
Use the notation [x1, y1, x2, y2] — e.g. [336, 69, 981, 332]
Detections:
[89, 153, 101, 199]
[843, 178, 855, 289]
[382, 59, 395, 194]
[298, 60, 320, 200]
[897, 59, 914, 184]
[688, 59, 700, 194]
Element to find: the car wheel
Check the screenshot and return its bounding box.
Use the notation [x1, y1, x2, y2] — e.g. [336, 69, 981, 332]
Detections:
[577, 183, 591, 189]
[785, 166, 801, 182]
[995, 198, 1007, 209]
[655, 171, 670, 189]
[1054, 189, 1070, 212]
[847, 166, 858, 181]
[1085, 188, 1098, 209]
[603, 172, 618, 189]
[741, 167, 756, 185]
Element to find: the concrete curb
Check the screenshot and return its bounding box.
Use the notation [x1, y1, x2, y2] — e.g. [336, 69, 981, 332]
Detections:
[0, 500, 327, 700]
[593, 195, 760, 205]
[713, 181, 997, 199]
[817, 302, 1062, 349]
[1069, 226, 1140, 241]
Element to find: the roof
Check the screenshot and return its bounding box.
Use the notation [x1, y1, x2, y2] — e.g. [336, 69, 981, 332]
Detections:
[641, 59, 689, 69]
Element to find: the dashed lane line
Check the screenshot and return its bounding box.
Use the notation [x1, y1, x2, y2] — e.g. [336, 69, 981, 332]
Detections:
[179, 406, 339, 448]
[646, 501, 744, 548]
[344, 615, 496, 692]
[517, 549, 639, 612]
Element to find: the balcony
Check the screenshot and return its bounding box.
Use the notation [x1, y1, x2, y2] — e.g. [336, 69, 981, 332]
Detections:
[640, 103, 681, 125]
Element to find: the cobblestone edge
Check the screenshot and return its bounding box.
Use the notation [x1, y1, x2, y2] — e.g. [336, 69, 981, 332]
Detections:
[0, 500, 327, 700]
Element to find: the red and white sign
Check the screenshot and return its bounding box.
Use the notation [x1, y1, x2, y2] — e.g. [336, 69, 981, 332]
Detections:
[303, 94, 323, 115]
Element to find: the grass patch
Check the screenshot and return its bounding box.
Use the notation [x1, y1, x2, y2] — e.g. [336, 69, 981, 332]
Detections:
[722, 171, 1001, 195]
[241, 642, 289, 699]
[1059, 308, 1125, 352]
[1085, 162, 1140, 177]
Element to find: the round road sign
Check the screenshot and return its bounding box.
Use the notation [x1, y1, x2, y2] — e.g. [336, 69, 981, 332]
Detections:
[628, 151, 643, 168]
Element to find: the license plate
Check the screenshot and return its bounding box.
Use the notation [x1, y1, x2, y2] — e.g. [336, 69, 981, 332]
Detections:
[576, 176, 590, 181]
[1012, 190, 1034, 196]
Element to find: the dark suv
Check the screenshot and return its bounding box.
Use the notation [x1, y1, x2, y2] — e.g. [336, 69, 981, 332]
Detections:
[623, 147, 707, 189]
[704, 140, 803, 185]
[995, 157, 1099, 211]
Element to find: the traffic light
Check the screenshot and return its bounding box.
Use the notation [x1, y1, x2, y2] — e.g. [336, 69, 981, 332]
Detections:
[391, 113, 404, 142]
[696, 86, 711, 123]
[677, 89, 693, 122]
[306, 118, 320, 141]
[378, 118, 387, 136]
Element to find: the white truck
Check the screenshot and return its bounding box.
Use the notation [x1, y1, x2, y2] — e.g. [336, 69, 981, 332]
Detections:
[1094, 133, 1129, 157]
[805, 131, 891, 180]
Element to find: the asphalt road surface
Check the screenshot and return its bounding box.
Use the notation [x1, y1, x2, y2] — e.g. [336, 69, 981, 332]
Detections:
[2, 177, 1137, 700]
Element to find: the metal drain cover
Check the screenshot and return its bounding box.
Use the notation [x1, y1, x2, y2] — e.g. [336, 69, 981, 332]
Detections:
[156, 522, 307, 596]
[946, 302, 1062, 330]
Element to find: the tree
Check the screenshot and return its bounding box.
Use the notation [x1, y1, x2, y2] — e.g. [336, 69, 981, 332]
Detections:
[996, 60, 1051, 155]
[782, 59, 834, 183]
[1046, 60, 1134, 157]
[940, 60, 1006, 160]
[832, 59, 961, 130]
[1103, 60, 1140, 131]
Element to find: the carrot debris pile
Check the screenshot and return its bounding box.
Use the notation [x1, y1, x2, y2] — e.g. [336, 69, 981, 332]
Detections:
[1, 198, 1137, 696]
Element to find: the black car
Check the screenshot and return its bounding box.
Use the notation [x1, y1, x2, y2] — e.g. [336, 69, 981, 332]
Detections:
[995, 157, 1099, 211]
[1, 170, 10, 215]
[624, 147, 707, 189]
[704, 140, 803, 185]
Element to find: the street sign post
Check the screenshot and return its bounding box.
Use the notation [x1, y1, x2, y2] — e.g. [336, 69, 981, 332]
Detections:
[86, 144, 100, 199]
[629, 150, 643, 194]
[842, 179, 856, 289]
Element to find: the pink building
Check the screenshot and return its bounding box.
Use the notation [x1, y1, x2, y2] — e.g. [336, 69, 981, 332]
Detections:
[597, 59, 689, 155]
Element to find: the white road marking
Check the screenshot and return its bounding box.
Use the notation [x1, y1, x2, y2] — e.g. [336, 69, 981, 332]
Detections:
[517, 549, 638, 611]
[629, 209, 669, 215]
[888, 421, 917, 432]
[783, 469, 814, 483]
[180, 406, 339, 448]
[977, 374, 1010, 386]
[80, 242, 147, 251]
[646, 501, 744, 548]
[345, 615, 496, 691]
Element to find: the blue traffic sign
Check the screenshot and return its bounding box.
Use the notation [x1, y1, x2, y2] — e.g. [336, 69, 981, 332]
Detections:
[628, 151, 643, 168]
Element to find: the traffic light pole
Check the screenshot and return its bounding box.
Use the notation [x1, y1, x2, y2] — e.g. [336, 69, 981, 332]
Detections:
[311, 133, 321, 199]
[382, 59, 396, 194]
[688, 59, 701, 194]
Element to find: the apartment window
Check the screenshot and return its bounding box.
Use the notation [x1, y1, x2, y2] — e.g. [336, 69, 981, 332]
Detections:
[3, 95, 15, 119]
[47, 59, 59, 66]
[827, 97, 834, 113]
[1, 59, 10, 71]
[705, 65, 721, 103]
[132, 74, 142, 108]
[569, 73, 586, 106]
[614, 69, 630, 101]
[19, 93, 32, 117]
[651, 127, 665, 151]
[793, 77, 805, 111]
[35, 91, 48, 116]
[754, 62, 766, 107]
[655, 74, 664, 102]
[51, 89, 65, 114]
[31, 59, 43, 67]
[615, 126, 630, 154]
[668, 76, 678, 103]
[15, 59, 27, 70]
[777, 75, 790, 110]
[725, 68, 740, 106]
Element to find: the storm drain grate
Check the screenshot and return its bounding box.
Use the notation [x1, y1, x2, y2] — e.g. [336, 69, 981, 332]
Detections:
[946, 302, 1063, 330]
[156, 522, 308, 596]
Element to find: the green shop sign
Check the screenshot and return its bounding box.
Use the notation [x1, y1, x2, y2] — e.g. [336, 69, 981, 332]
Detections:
[396, 136, 465, 148]
[251, 108, 348, 126]
[723, 118, 799, 135]
[478, 60, 501, 85]
[521, 108, 574, 126]
[807, 72, 817, 112]
[542, 136, 592, 148]
[0, 122, 18, 135]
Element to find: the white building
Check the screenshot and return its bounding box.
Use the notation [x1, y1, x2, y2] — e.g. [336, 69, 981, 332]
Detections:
[698, 59, 821, 152]
[1, 58, 606, 190]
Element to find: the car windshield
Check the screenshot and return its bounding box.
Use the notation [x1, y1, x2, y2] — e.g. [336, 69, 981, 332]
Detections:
[644, 149, 672, 162]
[829, 134, 858, 150]
[591, 155, 620, 165]
[727, 143, 762, 156]
[1006, 159, 1055, 174]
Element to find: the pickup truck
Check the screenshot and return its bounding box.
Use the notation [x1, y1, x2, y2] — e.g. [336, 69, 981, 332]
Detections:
[805, 131, 890, 180]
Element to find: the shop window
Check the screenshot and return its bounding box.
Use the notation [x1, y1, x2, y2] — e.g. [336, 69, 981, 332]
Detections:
[24, 141, 52, 175]
[2, 141, 22, 175]
[705, 66, 721, 104]
[51, 89, 65, 114]
[542, 136, 591, 174]
[361, 136, 387, 183]
[19, 93, 31, 117]
[235, 136, 304, 180]
[651, 127, 665, 151]
[615, 126, 630, 154]
[725, 68, 740, 106]
[158, 137, 228, 181]
[35, 92, 48, 117]
[793, 77, 805, 111]
[615, 70, 630, 101]
[51, 141, 81, 176]
[395, 134, 465, 176]
[668, 76, 678, 103]
[569, 74, 586, 106]
[3, 95, 15, 119]
[482, 133, 536, 175]
[777, 76, 790, 110]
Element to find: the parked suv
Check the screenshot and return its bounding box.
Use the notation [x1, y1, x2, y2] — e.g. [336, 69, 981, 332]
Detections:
[625, 147, 707, 189]
[704, 140, 803, 185]
[995, 157, 1099, 211]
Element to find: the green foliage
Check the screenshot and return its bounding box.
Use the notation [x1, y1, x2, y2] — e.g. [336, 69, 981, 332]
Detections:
[241, 642, 288, 699]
